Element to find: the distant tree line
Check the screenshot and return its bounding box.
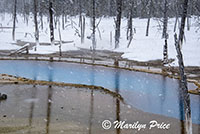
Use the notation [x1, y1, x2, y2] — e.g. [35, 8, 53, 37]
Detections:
[0, 0, 200, 18]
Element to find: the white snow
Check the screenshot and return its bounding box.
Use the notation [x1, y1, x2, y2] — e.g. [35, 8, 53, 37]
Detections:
[0, 13, 199, 66]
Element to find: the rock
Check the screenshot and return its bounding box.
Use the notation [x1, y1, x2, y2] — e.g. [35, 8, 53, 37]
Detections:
[0, 94, 7, 100]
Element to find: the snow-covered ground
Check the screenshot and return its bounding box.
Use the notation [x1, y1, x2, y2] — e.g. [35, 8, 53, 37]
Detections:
[0, 13, 200, 66]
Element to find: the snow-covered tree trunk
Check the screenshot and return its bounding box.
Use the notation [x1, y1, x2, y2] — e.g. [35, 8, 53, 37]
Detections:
[12, 0, 17, 41]
[115, 0, 122, 49]
[174, 0, 192, 133]
[34, 0, 39, 51]
[49, 0, 54, 45]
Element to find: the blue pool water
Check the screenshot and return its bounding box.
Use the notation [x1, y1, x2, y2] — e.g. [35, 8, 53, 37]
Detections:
[0, 60, 199, 124]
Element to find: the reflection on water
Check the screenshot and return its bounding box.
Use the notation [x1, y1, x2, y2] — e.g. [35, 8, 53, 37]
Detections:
[0, 60, 199, 125]
[46, 87, 53, 134]
[28, 86, 37, 134]
[89, 66, 94, 134]
[115, 70, 120, 134]
[178, 81, 185, 134]
[1, 84, 199, 134]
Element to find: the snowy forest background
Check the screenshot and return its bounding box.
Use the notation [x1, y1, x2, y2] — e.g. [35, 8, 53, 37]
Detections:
[1, 0, 200, 17]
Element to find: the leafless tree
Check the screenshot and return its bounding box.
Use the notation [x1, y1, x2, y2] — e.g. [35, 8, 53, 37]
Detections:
[79, 0, 85, 44]
[162, 0, 169, 64]
[174, 0, 192, 133]
[12, 0, 17, 41]
[115, 0, 122, 48]
[49, 0, 54, 45]
[34, 0, 39, 51]
[127, 0, 134, 48]
[146, 0, 153, 36]
[92, 0, 96, 50]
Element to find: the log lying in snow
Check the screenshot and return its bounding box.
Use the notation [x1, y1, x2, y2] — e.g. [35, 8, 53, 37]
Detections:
[10, 43, 33, 55]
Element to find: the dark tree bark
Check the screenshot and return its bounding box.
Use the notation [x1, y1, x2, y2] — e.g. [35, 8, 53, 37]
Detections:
[127, 1, 134, 48]
[146, 0, 153, 36]
[174, 0, 179, 32]
[178, 0, 189, 48]
[62, 13, 65, 30]
[162, 0, 169, 64]
[92, 0, 96, 50]
[115, 0, 122, 48]
[163, 38, 168, 64]
[162, 0, 168, 39]
[34, 0, 39, 51]
[187, 15, 190, 31]
[12, 0, 17, 41]
[49, 0, 54, 44]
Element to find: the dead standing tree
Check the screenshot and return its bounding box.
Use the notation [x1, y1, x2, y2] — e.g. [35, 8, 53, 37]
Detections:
[127, 0, 134, 48]
[12, 0, 17, 41]
[49, 0, 54, 45]
[174, 0, 192, 133]
[92, 0, 96, 50]
[79, 0, 86, 44]
[146, 0, 153, 36]
[34, 0, 39, 51]
[115, 0, 122, 49]
[91, 0, 96, 64]
[162, 0, 169, 65]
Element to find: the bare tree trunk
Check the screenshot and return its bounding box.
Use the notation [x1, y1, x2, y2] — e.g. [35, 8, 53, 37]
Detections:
[174, 34, 192, 134]
[92, 0, 96, 50]
[146, 18, 150, 36]
[110, 31, 112, 46]
[34, 0, 39, 51]
[79, 0, 85, 44]
[174, 1, 179, 32]
[174, 16, 178, 32]
[162, 0, 168, 64]
[178, 0, 189, 48]
[146, 0, 153, 36]
[127, 1, 134, 48]
[40, 13, 43, 30]
[115, 0, 122, 48]
[163, 38, 168, 64]
[49, 0, 54, 45]
[187, 15, 190, 31]
[12, 0, 17, 41]
[62, 13, 65, 30]
[162, 0, 168, 39]
[58, 21, 62, 56]
[174, 0, 192, 133]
